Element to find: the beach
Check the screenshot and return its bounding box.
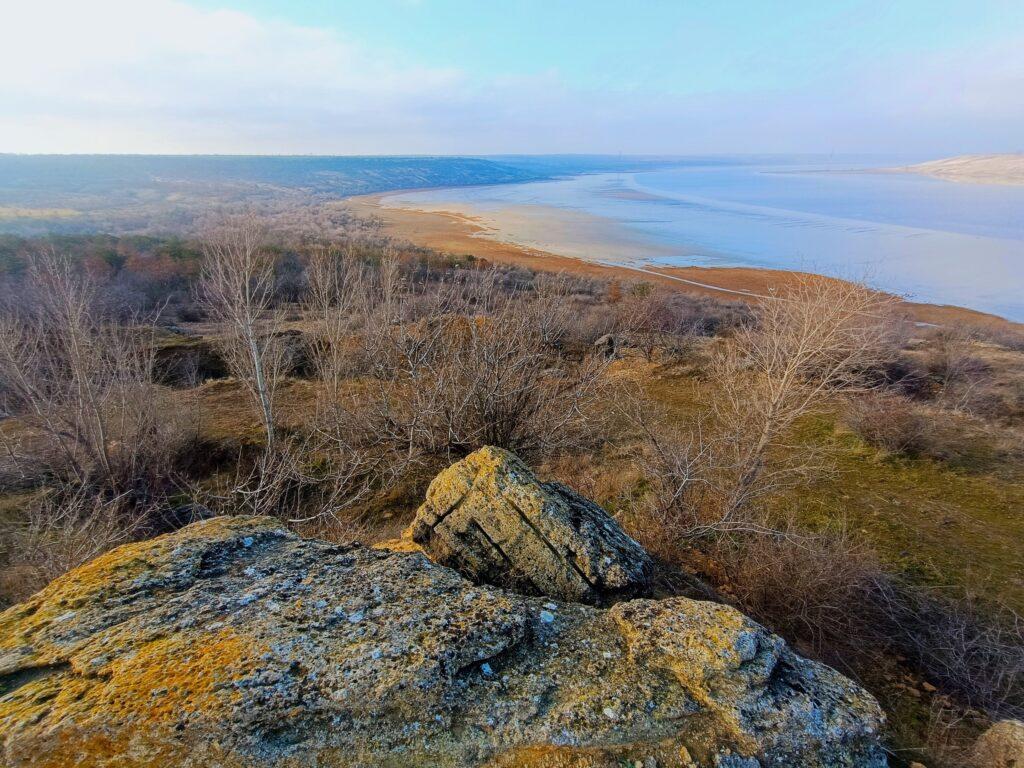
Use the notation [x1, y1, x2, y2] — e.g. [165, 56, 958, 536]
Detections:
[348, 192, 1018, 328]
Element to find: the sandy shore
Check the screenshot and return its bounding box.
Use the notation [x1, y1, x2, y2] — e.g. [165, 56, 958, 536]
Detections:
[349, 193, 1016, 328]
[893, 154, 1024, 186]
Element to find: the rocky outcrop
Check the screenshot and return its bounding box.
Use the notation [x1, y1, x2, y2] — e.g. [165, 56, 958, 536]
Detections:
[971, 719, 1024, 767]
[410, 446, 654, 605]
[0, 516, 886, 767]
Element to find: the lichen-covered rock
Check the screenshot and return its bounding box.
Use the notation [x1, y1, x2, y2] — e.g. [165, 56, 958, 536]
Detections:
[0, 516, 886, 768]
[971, 719, 1024, 767]
[410, 446, 654, 605]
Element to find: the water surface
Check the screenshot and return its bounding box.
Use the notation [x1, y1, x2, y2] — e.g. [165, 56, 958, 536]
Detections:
[384, 159, 1024, 320]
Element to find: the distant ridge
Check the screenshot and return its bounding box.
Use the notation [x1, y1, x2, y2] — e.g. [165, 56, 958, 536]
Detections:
[895, 154, 1024, 186]
[0, 154, 678, 236]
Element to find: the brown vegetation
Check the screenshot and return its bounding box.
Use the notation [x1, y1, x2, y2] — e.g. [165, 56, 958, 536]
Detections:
[1, 221, 1023, 767]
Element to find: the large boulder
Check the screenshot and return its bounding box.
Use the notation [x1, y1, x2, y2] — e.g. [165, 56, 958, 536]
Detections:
[0, 516, 886, 768]
[971, 719, 1024, 767]
[410, 446, 654, 605]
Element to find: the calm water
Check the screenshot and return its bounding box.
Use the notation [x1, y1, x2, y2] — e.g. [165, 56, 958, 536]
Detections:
[387, 159, 1024, 320]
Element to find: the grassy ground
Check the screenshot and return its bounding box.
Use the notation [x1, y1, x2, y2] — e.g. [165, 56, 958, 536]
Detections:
[781, 417, 1024, 610]
[638, 365, 1024, 613]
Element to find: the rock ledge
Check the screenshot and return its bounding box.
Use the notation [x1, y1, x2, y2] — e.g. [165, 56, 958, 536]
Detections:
[1, 516, 886, 767]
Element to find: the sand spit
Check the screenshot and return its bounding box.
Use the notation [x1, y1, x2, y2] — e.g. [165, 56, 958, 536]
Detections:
[894, 154, 1024, 186]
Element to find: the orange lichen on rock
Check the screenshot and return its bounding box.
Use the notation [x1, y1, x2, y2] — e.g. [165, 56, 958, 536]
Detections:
[1, 511, 886, 767]
[78, 628, 254, 724]
[486, 738, 695, 768]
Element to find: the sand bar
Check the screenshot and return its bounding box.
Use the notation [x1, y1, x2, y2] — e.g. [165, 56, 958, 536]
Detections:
[892, 154, 1024, 186]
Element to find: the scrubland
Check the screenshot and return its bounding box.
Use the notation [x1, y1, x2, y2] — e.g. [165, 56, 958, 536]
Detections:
[1, 217, 1022, 766]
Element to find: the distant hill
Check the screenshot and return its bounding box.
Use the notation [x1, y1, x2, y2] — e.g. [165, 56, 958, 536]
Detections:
[896, 154, 1024, 186]
[0, 154, 687, 236]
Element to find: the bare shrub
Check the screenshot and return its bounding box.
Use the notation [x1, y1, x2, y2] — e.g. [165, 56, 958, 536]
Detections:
[845, 391, 930, 455]
[303, 262, 609, 487]
[917, 702, 978, 768]
[686, 516, 1024, 719]
[878, 586, 1024, 719]
[712, 522, 886, 659]
[522, 271, 580, 349]
[975, 324, 1024, 353]
[189, 429, 379, 531]
[922, 326, 990, 409]
[616, 287, 693, 361]
[367, 297, 606, 466]
[1, 487, 146, 603]
[846, 391, 1023, 474]
[708, 516, 1024, 717]
[0, 252, 190, 493]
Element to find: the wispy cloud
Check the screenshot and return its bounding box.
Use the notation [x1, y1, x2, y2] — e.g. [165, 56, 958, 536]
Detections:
[1, 0, 1022, 154]
[0, 0, 464, 152]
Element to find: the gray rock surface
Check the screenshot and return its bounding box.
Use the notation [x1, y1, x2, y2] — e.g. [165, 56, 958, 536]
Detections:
[410, 446, 654, 605]
[0, 516, 886, 768]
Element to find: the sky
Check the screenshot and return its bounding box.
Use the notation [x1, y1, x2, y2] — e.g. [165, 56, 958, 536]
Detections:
[2, 0, 1023, 155]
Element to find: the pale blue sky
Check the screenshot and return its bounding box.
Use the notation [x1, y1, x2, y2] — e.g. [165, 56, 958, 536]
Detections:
[199, 0, 1020, 91]
[3, 0, 1023, 154]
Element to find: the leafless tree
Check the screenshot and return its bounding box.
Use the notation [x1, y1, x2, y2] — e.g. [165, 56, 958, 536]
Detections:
[0, 253, 186, 492]
[708, 277, 902, 522]
[304, 243, 367, 398]
[199, 216, 284, 447]
[630, 276, 902, 538]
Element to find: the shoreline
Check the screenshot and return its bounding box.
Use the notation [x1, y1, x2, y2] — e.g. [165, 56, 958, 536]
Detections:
[348, 192, 1018, 329]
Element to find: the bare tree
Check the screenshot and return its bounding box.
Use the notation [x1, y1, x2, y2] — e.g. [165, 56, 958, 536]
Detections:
[0, 253, 185, 492]
[708, 278, 900, 520]
[304, 244, 366, 398]
[631, 276, 902, 538]
[199, 217, 284, 447]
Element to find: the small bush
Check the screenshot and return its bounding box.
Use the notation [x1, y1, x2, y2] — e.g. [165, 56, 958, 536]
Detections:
[845, 392, 931, 456]
[845, 392, 1022, 473]
[0, 488, 147, 605]
[711, 523, 886, 659]
[922, 327, 991, 392]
